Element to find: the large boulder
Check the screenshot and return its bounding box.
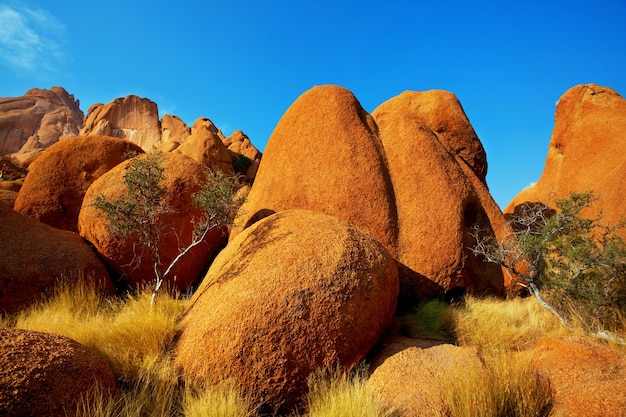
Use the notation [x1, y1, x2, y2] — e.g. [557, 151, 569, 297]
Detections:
[374, 90, 488, 181]
[0, 328, 118, 417]
[372, 93, 508, 300]
[174, 210, 399, 414]
[78, 152, 226, 291]
[230, 85, 398, 254]
[0, 204, 114, 315]
[14, 136, 144, 233]
[175, 117, 235, 175]
[80, 95, 162, 151]
[0, 87, 83, 161]
[366, 344, 485, 416]
[161, 114, 191, 144]
[505, 84, 626, 230]
[525, 337, 626, 416]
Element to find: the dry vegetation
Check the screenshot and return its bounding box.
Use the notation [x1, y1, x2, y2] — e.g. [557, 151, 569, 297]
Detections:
[2, 279, 624, 416]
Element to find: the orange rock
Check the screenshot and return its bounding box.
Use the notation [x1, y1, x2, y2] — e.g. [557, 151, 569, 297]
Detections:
[366, 344, 485, 416]
[527, 337, 626, 416]
[14, 135, 144, 233]
[0, 204, 114, 314]
[81, 95, 162, 151]
[78, 152, 226, 291]
[176, 117, 235, 175]
[161, 114, 191, 144]
[505, 84, 626, 231]
[373, 90, 488, 181]
[0, 87, 83, 160]
[372, 94, 507, 299]
[174, 210, 399, 414]
[0, 328, 118, 417]
[223, 130, 262, 182]
[230, 85, 398, 254]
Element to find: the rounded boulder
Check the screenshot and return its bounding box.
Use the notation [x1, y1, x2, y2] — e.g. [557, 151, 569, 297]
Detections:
[174, 209, 399, 413]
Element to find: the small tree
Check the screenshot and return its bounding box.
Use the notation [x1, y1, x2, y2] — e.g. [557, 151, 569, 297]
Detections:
[470, 191, 626, 334]
[92, 152, 245, 303]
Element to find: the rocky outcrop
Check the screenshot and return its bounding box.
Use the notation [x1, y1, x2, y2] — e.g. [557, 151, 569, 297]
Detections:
[175, 210, 399, 414]
[14, 136, 144, 233]
[223, 130, 262, 182]
[505, 84, 626, 230]
[525, 337, 626, 416]
[366, 344, 486, 416]
[80, 95, 162, 151]
[175, 118, 235, 175]
[0, 204, 114, 315]
[78, 152, 226, 291]
[372, 92, 508, 300]
[230, 85, 398, 254]
[0, 328, 118, 417]
[161, 114, 190, 144]
[0, 87, 83, 161]
[374, 90, 488, 181]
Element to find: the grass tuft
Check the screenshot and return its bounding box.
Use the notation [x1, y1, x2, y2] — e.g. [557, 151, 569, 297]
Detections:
[183, 382, 257, 417]
[302, 366, 396, 417]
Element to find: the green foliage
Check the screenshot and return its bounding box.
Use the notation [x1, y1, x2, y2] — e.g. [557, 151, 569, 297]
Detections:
[471, 191, 626, 331]
[92, 152, 244, 299]
[401, 300, 456, 342]
[230, 153, 252, 174]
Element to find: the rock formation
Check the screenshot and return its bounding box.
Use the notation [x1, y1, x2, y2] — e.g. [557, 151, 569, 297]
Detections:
[161, 114, 191, 144]
[525, 337, 626, 416]
[505, 84, 626, 231]
[0, 204, 114, 315]
[175, 117, 235, 175]
[0, 328, 118, 417]
[174, 210, 399, 413]
[81, 95, 162, 151]
[223, 130, 262, 182]
[14, 136, 144, 233]
[230, 85, 398, 254]
[372, 91, 508, 300]
[366, 344, 486, 416]
[0, 87, 83, 162]
[78, 152, 226, 291]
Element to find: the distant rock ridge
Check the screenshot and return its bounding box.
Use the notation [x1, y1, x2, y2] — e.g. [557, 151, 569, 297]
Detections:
[0, 87, 83, 161]
[0, 87, 262, 180]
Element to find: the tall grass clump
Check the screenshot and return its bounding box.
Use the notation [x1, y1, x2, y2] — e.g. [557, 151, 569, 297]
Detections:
[401, 299, 456, 342]
[182, 382, 257, 417]
[301, 366, 396, 417]
[453, 296, 571, 353]
[439, 354, 553, 417]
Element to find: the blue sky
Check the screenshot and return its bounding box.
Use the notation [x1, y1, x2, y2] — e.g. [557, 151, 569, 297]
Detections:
[1, 0, 625, 209]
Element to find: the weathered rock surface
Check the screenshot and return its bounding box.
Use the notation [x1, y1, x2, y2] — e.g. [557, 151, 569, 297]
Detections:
[505, 84, 626, 230]
[161, 114, 191, 144]
[14, 136, 144, 233]
[223, 130, 262, 182]
[0, 204, 114, 315]
[81, 95, 162, 151]
[176, 117, 235, 175]
[374, 90, 488, 181]
[78, 152, 225, 291]
[0, 190, 18, 208]
[366, 344, 485, 416]
[372, 95, 508, 299]
[230, 85, 398, 254]
[526, 337, 626, 417]
[0, 87, 83, 161]
[0, 328, 118, 417]
[175, 210, 399, 413]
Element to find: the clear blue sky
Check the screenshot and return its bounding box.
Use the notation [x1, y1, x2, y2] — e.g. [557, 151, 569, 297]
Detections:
[1, 0, 625, 209]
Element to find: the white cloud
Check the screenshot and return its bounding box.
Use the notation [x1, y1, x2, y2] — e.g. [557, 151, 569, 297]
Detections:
[0, 4, 67, 75]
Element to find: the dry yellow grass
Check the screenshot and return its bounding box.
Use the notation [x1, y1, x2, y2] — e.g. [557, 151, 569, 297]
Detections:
[453, 296, 573, 353]
[182, 382, 257, 417]
[439, 353, 553, 417]
[301, 366, 396, 417]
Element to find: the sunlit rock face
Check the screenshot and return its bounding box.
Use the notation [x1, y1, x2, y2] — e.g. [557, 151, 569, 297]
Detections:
[505, 84, 626, 232]
[0, 87, 83, 161]
[80, 94, 162, 151]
